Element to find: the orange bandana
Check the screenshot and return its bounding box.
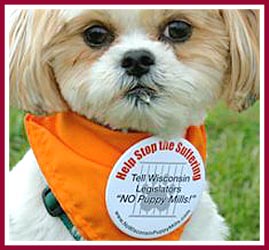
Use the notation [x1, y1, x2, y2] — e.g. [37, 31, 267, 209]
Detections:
[25, 112, 206, 240]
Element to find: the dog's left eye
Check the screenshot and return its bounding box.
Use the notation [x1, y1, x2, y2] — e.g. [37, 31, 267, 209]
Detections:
[162, 20, 192, 43]
[83, 25, 114, 48]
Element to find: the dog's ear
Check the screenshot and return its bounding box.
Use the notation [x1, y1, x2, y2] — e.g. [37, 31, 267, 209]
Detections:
[9, 10, 67, 114]
[221, 9, 259, 112]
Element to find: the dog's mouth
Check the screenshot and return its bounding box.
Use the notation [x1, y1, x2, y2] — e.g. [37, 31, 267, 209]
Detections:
[125, 85, 157, 105]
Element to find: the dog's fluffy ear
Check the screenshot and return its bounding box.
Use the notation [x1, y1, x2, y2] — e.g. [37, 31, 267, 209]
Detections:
[9, 10, 67, 114]
[221, 9, 259, 112]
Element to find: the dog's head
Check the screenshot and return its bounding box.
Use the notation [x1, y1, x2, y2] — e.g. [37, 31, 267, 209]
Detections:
[10, 9, 259, 136]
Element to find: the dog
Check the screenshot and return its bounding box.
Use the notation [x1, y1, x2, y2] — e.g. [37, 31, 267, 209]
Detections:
[9, 9, 259, 241]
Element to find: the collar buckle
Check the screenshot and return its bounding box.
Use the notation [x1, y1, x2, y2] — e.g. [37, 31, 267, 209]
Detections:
[42, 187, 64, 217]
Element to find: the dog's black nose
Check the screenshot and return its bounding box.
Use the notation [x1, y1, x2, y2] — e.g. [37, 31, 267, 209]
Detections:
[121, 50, 155, 77]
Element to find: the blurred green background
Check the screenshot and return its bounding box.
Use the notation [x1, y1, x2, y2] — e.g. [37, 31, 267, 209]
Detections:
[9, 102, 260, 241]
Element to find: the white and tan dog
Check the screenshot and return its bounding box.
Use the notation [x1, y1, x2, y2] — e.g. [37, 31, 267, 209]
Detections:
[9, 9, 259, 241]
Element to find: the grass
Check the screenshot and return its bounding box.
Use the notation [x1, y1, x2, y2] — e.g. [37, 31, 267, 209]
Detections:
[205, 102, 260, 241]
[9, 108, 29, 168]
[9, 102, 260, 241]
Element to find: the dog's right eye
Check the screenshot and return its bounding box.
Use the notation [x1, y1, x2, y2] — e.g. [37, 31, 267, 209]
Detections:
[83, 25, 114, 48]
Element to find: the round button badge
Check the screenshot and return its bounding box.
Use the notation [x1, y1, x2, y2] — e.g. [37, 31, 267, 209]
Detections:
[105, 137, 206, 239]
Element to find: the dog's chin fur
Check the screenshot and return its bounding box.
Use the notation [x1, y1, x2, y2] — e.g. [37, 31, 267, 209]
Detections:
[9, 9, 259, 241]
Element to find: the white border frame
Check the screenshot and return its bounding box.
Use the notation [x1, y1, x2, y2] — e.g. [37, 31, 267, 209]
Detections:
[4, 4, 265, 246]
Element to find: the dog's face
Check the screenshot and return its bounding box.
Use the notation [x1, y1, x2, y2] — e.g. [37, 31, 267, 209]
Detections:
[10, 9, 259, 136]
